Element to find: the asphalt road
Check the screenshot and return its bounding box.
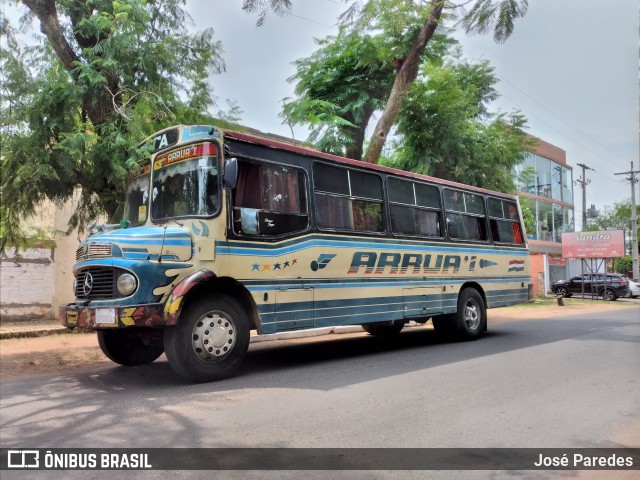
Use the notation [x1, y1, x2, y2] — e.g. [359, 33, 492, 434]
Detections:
[1, 304, 639, 480]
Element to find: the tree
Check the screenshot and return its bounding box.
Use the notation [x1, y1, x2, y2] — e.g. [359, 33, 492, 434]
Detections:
[281, 31, 393, 159]
[1, 0, 224, 250]
[587, 200, 639, 257]
[384, 58, 530, 191]
[243, 0, 529, 164]
[281, 2, 455, 159]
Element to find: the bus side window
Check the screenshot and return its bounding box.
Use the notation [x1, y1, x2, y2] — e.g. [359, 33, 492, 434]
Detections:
[232, 161, 309, 236]
[487, 198, 525, 245]
[388, 177, 442, 238]
[444, 189, 487, 241]
[313, 163, 384, 233]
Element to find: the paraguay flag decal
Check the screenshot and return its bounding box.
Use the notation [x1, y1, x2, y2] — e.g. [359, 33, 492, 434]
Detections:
[508, 260, 525, 272]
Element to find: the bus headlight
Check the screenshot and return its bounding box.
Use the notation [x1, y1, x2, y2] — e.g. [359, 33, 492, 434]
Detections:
[116, 273, 137, 296]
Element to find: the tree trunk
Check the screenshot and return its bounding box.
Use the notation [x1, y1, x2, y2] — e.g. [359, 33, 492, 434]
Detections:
[346, 103, 376, 160]
[22, 0, 80, 71]
[362, 0, 444, 164]
[22, 0, 115, 128]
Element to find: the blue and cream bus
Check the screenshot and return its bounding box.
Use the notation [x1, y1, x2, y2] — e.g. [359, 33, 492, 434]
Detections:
[61, 124, 531, 382]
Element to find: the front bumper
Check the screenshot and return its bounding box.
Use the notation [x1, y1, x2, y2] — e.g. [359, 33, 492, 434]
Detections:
[60, 303, 166, 330]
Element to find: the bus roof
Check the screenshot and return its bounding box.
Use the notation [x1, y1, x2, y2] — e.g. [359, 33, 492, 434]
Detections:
[224, 129, 519, 201]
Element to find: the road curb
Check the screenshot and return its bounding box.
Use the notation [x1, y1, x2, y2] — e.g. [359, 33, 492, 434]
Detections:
[0, 327, 69, 340]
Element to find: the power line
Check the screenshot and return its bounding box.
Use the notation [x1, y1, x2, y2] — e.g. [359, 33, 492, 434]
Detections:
[495, 90, 624, 187]
[496, 74, 628, 165]
[288, 13, 335, 28]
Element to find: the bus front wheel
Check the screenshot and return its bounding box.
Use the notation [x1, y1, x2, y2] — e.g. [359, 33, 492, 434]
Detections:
[97, 328, 164, 366]
[164, 294, 250, 382]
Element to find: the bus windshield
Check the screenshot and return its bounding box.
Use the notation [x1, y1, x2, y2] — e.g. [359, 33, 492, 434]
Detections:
[123, 165, 151, 226]
[151, 153, 220, 221]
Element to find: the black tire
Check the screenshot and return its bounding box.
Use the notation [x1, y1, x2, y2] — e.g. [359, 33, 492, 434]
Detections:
[362, 321, 404, 336]
[164, 294, 250, 382]
[434, 288, 486, 341]
[602, 288, 617, 301]
[555, 286, 569, 297]
[431, 314, 456, 336]
[97, 328, 164, 366]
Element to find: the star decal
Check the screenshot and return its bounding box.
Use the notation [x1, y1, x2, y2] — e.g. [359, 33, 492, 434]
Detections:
[250, 258, 298, 272]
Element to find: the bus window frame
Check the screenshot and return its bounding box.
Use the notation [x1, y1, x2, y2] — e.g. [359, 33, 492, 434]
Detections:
[387, 177, 444, 240]
[230, 157, 311, 240]
[487, 197, 526, 246]
[443, 188, 490, 243]
[312, 161, 386, 235]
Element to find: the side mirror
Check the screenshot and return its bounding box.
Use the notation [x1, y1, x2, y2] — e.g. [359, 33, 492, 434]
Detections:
[223, 157, 238, 189]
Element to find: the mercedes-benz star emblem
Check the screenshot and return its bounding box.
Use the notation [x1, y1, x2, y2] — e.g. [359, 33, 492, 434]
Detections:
[83, 272, 94, 296]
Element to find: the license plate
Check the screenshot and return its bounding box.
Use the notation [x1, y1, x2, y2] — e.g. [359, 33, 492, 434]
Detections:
[95, 308, 117, 325]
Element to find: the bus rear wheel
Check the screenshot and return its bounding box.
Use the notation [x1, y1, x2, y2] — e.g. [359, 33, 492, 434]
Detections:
[97, 328, 164, 366]
[164, 294, 250, 382]
[362, 321, 404, 337]
[432, 288, 486, 340]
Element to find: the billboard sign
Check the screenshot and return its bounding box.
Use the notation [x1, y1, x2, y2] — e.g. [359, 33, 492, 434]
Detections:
[561, 230, 625, 259]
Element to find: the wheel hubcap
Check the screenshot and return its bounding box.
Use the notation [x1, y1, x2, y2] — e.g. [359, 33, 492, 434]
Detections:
[191, 311, 236, 362]
[463, 301, 480, 330]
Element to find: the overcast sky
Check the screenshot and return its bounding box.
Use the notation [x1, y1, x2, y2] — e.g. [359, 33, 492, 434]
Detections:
[187, 0, 638, 228]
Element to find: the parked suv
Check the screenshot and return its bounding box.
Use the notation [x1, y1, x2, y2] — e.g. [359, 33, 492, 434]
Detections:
[552, 273, 629, 301]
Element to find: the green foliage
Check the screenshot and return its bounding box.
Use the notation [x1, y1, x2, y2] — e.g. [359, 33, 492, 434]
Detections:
[249, 0, 529, 164]
[520, 203, 536, 238]
[613, 256, 632, 276]
[281, 8, 455, 159]
[384, 59, 530, 192]
[586, 200, 639, 256]
[281, 29, 394, 158]
[586, 200, 636, 232]
[459, 0, 529, 43]
[242, 0, 293, 26]
[1, 0, 225, 251]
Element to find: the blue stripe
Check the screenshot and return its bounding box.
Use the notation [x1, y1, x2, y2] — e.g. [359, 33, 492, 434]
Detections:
[254, 288, 528, 330]
[217, 235, 529, 258]
[243, 276, 530, 291]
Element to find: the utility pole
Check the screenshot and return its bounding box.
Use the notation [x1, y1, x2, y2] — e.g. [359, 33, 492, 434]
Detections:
[575, 163, 593, 232]
[615, 162, 640, 280]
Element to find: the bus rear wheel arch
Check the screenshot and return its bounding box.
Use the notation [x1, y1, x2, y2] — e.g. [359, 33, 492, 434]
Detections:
[164, 294, 250, 382]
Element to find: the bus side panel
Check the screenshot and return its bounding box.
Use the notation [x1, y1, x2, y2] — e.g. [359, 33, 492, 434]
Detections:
[216, 235, 530, 333]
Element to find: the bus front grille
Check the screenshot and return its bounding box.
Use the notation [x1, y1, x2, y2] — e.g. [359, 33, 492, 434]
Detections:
[76, 243, 113, 261]
[75, 267, 117, 300]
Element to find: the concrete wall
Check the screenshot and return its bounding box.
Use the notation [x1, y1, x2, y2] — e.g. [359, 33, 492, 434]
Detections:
[52, 201, 82, 318]
[0, 247, 55, 319]
[0, 199, 81, 320]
